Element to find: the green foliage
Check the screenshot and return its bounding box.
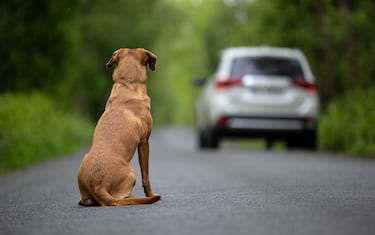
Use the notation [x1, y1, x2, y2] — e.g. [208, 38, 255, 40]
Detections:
[69, 0, 167, 118]
[0, 0, 83, 92]
[0, 92, 93, 174]
[150, 2, 209, 125]
[319, 87, 375, 156]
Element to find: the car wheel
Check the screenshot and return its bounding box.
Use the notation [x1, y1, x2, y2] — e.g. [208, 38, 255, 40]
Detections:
[287, 131, 317, 150]
[286, 137, 301, 149]
[198, 128, 220, 150]
[303, 130, 317, 150]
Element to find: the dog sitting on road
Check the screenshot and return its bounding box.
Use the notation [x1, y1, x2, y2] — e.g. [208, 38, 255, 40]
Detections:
[77, 48, 160, 206]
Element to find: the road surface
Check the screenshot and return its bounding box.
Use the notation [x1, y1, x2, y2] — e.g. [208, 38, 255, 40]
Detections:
[1, 127, 375, 235]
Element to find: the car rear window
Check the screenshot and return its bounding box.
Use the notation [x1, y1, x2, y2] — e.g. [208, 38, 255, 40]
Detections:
[230, 56, 304, 78]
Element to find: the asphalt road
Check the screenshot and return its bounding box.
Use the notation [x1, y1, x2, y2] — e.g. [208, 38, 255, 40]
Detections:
[1, 127, 375, 235]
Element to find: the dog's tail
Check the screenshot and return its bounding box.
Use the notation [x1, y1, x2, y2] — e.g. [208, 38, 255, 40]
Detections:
[113, 195, 161, 206]
[93, 188, 161, 206]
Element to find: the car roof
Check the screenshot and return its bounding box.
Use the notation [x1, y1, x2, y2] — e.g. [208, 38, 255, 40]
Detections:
[216, 46, 314, 81]
[221, 46, 303, 58]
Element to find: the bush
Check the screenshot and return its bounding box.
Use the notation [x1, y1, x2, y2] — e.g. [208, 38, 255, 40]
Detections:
[319, 87, 375, 156]
[0, 92, 93, 174]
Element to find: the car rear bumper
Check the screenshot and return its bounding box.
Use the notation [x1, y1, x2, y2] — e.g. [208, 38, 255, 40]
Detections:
[214, 115, 317, 138]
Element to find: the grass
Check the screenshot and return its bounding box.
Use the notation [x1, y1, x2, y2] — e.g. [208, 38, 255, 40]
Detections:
[318, 86, 375, 157]
[0, 92, 93, 174]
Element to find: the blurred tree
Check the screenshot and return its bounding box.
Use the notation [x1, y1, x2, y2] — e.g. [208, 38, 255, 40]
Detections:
[0, 0, 82, 92]
[70, 0, 168, 119]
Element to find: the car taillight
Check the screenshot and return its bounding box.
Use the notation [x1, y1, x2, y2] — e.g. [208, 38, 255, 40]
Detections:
[215, 77, 242, 90]
[292, 78, 317, 94]
[217, 116, 229, 127]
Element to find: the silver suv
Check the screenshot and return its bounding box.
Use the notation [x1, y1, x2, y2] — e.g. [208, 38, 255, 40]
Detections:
[194, 47, 319, 150]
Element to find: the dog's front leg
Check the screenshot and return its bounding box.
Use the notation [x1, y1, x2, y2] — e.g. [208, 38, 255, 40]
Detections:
[138, 140, 154, 197]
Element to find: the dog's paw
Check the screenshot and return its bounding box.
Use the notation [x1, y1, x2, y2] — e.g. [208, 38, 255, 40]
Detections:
[151, 193, 161, 200]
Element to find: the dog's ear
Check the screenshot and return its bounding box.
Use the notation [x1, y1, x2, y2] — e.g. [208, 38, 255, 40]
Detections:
[143, 49, 157, 71]
[106, 49, 121, 69]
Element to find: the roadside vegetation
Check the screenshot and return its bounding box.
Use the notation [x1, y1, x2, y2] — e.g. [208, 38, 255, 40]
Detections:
[319, 87, 375, 156]
[0, 0, 374, 174]
[0, 92, 93, 174]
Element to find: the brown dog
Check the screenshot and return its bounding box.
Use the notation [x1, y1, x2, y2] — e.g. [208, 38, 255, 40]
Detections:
[77, 48, 160, 206]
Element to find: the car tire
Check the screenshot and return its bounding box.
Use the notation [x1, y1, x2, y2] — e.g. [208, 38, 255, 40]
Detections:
[286, 137, 300, 149]
[287, 131, 317, 150]
[198, 128, 220, 150]
[304, 130, 317, 150]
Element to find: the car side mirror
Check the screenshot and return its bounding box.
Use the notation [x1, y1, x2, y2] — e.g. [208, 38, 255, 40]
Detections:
[192, 75, 206, 86]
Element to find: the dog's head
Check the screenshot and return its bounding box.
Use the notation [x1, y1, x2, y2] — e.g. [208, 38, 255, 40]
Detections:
[105, 48, 157, 71]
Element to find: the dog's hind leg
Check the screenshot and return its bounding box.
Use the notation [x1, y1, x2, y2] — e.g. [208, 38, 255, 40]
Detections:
[111, 166, 137, 199]
[78, 186, 99, 206]
[93, 186, 160, 206]
[79, 196, 99, 206]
